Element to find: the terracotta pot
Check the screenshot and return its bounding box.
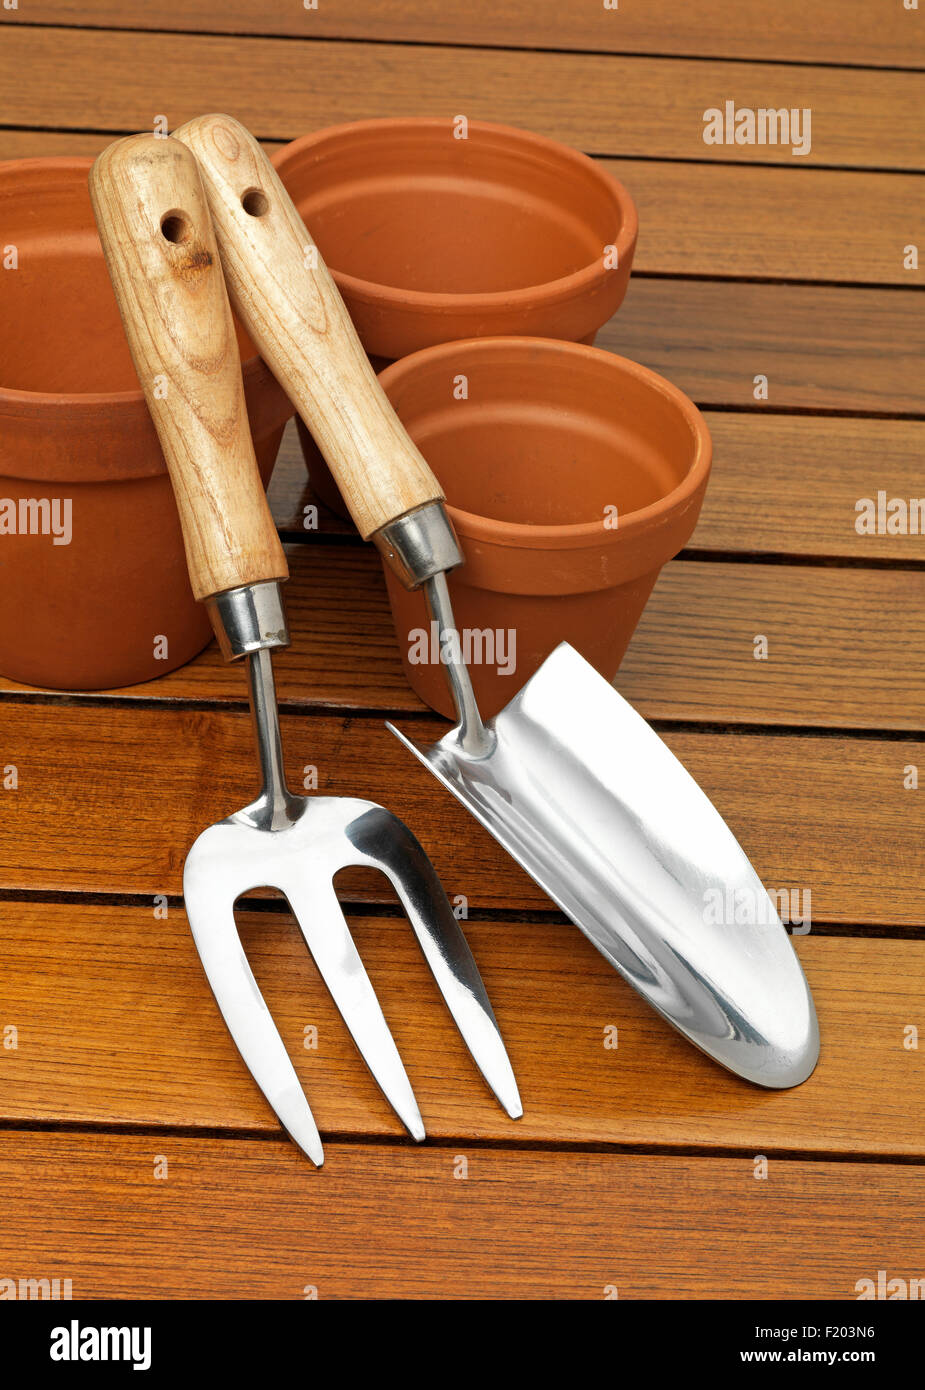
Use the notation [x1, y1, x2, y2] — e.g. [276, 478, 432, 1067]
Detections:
[272, 118, 637, 519]
[376, 338, 712, 720]
[0, 158, 293, 691]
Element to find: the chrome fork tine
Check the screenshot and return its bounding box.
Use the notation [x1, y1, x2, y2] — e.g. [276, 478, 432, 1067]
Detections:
[183, 851, 325, 1167]
[349, 811, 522, 1120]
[282, 872, 425, 1141]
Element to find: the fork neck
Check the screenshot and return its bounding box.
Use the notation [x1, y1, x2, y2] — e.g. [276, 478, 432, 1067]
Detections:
[246, 646, 300, 825]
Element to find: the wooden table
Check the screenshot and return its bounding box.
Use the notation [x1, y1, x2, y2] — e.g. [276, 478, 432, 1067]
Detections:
[1, 2, 923, 1300]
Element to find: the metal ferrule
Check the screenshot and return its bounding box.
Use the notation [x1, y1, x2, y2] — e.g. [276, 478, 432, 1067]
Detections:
[371, 501, 464, 590]
[205, 579, 291, 662]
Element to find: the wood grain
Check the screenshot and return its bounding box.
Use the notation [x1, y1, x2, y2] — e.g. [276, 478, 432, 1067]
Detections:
[0, 128, 134, 159]
[691, 416, 925, 558]
[0, 703, 920, 924]
[619, 561, 925, 730]
[2, 29, 920, 170]
[0, 901, 922, 1157]
[607, 160, 925, 287]
[0, 1130, 921, 1298]
[601, 280, 925, 414]
[175, 112, 445, 538]
[7, 1, 921, 70]
[269, 415, 925, 560]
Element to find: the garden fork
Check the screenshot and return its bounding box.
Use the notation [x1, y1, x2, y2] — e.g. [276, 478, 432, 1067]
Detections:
[89, 133, 521, 1166]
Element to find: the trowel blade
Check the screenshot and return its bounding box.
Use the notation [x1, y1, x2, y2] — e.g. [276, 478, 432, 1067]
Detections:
[389, 642, 819, 1090]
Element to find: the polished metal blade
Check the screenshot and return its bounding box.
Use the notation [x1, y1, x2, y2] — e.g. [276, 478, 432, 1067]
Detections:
[389, 641, 819, 1091]
[183, 846, 325, 1166]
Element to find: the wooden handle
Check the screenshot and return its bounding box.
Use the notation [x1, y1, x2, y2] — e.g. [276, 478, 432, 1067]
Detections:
[89, 134, 288, 602]
[173, 113, 444, 541]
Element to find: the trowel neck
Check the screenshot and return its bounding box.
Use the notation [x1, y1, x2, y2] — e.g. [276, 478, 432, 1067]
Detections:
[424, 572, 494, 759]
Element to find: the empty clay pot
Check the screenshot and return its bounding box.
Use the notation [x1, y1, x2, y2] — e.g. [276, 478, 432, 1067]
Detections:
[272, 118, 638, 517]
[376, 338, 712, 720]
[0, 158, 293, 691]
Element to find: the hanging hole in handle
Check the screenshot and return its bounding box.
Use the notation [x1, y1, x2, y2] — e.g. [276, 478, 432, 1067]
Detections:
[242, 188, 270, 217]
[160, 211, 192, 244]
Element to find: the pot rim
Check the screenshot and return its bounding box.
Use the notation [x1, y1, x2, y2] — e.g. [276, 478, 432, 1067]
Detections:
[271, 118, 638, 313]
[0, 155, 275, 413]
[377, 337, 712, 549]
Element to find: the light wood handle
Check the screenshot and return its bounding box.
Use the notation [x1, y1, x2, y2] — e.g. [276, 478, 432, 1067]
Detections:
[173, 113, 444, 541]
[89, 134, 288, 602]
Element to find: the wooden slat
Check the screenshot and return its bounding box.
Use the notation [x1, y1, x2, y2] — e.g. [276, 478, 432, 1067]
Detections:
[0, 128, 127, 159]
[0, 702, 920, 924]
[0, 129, 283, 160]
[8, 1, 921, 70]
[0, 1130, 921, 1298]
[114, 545, 411, 710]
[3, 128, 920, 287]
[1, 900, 922, 1157]
[8, 546, 925, 732]
[692, 416, 925, 558]
[1, 30, 920, 170]
[607, 160, 925, 286]
[600, 280, 925, 414]
[619, 561, 925, 730]
[270, 416, 925, 560]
